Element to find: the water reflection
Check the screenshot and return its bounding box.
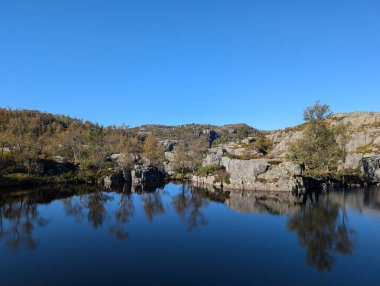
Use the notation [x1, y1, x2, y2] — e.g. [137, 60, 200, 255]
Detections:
[287, 190, 355, 272]
[0, 191, 48, 252]
[172, 184, 209, 231]
[0, 183, 379, 274]
[110, 192, 134, 240]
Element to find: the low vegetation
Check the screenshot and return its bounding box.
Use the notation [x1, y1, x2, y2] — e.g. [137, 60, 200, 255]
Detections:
[196, 164, 226, 177]
[225, 153, 261, 160]
[356, 143, 380, 154]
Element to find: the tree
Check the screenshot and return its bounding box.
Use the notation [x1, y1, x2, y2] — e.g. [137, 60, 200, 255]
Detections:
[85, 124, 108, 170]
[172, 142, 192, 177]
[287, 101, 344, 177]
[142, 134, 165, 168]
[188, 137, 209, 170]
[303, 100, 332, 122]
[60, 123, 88, 164]
[172, 138, 208, 177]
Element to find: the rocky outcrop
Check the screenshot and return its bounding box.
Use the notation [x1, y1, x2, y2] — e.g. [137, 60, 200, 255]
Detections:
[192, 175, 222, 189]
[131, 166, 165, 184]
[103, 165, 165, 187]
[361, 157, 380, 183]
[160, 139, 176, 152]
[203, 148, 224, 166]
[110, 153, 138, 167]
[171, 112, 380, 192]
[103, 171, 128, 188]
[193, 157, 303, 192]
[267, 131, 303, 158]
[268, 112, 380, 170]
[267, 112, 380, 161]
[163, 152, 175, 175]
[225, 158, 302, 191]
[35, 157, 76, 176]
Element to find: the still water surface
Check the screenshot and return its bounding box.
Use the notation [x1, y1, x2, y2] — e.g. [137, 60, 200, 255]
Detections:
[0, 183, 379, 286]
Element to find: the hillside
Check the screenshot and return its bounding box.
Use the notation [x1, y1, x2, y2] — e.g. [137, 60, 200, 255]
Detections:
[1, 108, 380, 190]
[0, 108, 266, 187]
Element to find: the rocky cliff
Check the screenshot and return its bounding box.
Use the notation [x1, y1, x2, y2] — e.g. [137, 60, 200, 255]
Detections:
[187, 112, 380, 192]
[268, 112, 380, 166]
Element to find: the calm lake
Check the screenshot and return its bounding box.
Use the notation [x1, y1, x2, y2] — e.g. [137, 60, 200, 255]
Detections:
[0, 183, 379, 286]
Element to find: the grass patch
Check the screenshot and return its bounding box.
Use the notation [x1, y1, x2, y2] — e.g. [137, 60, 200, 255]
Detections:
[283, 123, 308, 133]
[225, 153, 262, 160]
[196, 164, 225, 177]
[356, 144, 380, 154]
[358, 121, 380, 131]
[268, 160, 282, 166]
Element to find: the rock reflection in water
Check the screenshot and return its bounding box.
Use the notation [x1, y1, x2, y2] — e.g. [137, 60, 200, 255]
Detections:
[225, 190, 300, 215]
[200, 184, 380, 272]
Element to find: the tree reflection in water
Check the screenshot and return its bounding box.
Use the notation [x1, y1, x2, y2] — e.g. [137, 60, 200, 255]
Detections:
[62, 191, 112, 229]
[141, 191, 165, 222]
[0, 184, 361, 260]
[287, 190, 354, 272]
[62, 188, 134, 241]
[109, 192, 134, 240]
[85, 192, 112, 229]
[172, 184, 208, 231]
[0, 194, 48, 252]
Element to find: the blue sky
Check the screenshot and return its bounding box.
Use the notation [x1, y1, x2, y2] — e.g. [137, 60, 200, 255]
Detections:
[0, 0, 379, 130]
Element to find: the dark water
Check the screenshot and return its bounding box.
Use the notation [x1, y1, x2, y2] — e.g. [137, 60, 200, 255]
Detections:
[0, 183, 379, 286]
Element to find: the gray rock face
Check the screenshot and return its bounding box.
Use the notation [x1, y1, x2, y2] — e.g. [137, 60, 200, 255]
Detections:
[110, 153, 138, 167]
[36, 157, 75, 176]
[222, 158, 302, 191]
[163, 152, 175, 175]
[192, 175, 222, 189]
[202, 143, 260, 166]
[343, 153, 365, 169]
[361, 157, 380, 183]
[221, 157, 269, 184]
[202, 129, 219, 146]
[242, 137, 255, 144]
[160, 140, 176, 152]
[267, 131, 303, 158]
[193, 157, 302, 192]
[203, 148, 224, 166]
[104, 171, 127, 187]
[131, 166, 164, 183]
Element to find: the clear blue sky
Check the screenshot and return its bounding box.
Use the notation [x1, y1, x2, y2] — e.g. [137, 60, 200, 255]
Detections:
[0, 0, 379, 130]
